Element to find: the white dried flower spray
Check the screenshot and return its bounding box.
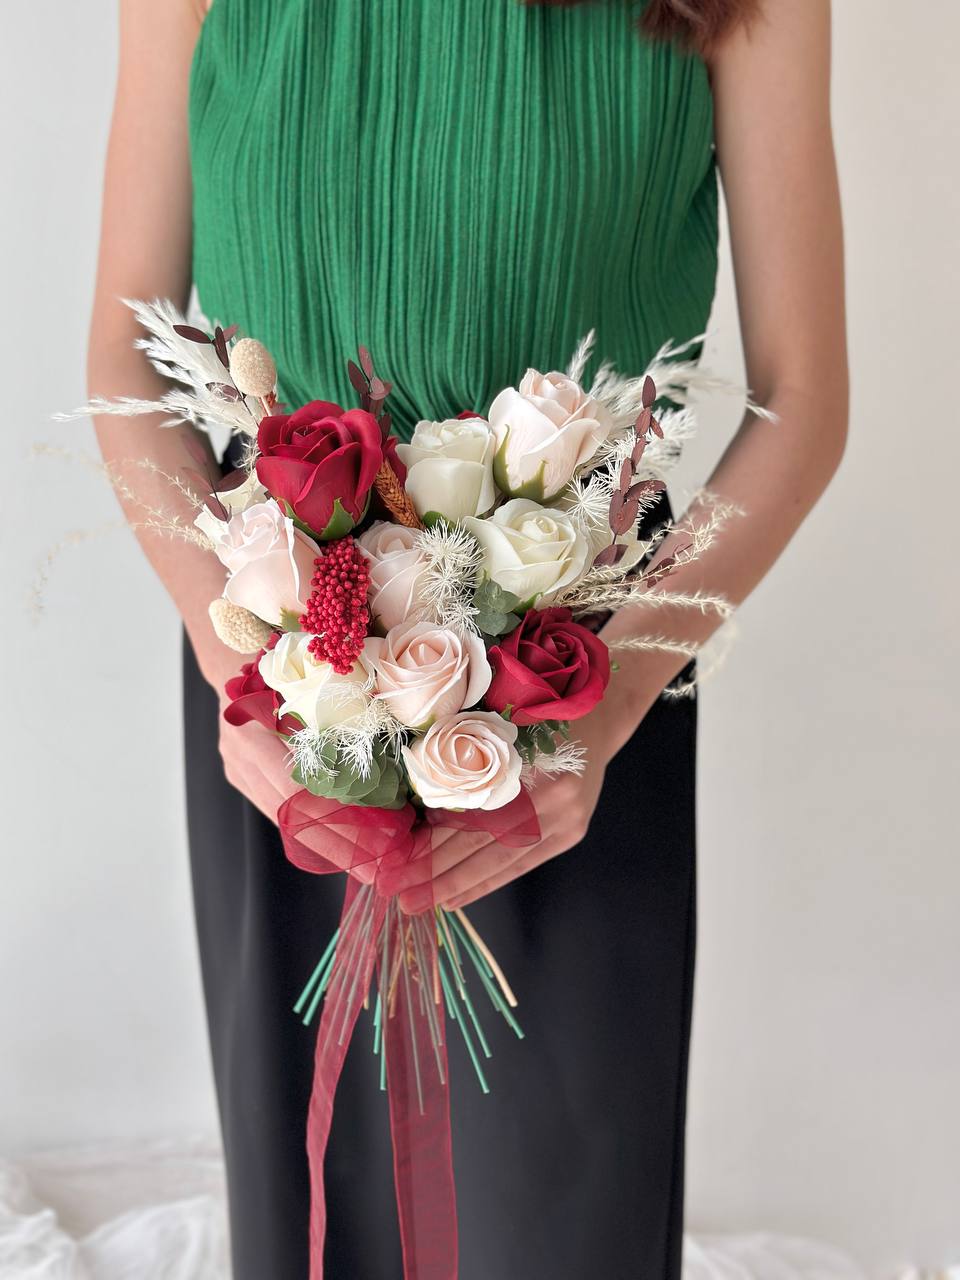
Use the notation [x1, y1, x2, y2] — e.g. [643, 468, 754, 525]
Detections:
[287, 672, 406, 783]
[552, 489, 740, 621]
[414, 521, 484, 634]
[56, 299, 263, 441]
[521, 739, 587, 781]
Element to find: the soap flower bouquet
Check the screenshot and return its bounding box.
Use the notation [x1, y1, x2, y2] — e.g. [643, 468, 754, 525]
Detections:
[74, 300, 743, 1278]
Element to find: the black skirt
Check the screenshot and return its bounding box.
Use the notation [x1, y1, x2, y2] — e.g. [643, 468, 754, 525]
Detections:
[183, 634, 697, 1280]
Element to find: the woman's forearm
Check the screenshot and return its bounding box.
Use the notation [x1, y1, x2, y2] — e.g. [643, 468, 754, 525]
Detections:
[88, 315, 234, 690]
[599, 382, 848, 745]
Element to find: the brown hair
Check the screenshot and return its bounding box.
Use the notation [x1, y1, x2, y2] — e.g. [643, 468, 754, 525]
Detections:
[528, 0, 757, 54]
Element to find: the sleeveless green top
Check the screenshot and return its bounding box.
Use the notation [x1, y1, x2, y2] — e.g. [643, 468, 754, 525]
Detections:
[189, 0, 718, 439]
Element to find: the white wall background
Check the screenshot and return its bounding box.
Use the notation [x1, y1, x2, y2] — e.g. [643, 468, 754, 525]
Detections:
[2, 3, 957, 1276]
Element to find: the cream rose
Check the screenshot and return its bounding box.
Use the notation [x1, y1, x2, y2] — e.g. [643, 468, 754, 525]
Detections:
[258, 631, 370, 731]
[196, 500, 319, 628]
[364, 621, 491, 729]
[402, 711, 522, 811]
[487, 369, 614, 502]
[395, 416, 497, 521]
[463, 498, 589, 605]
[357, 521, 432, 632]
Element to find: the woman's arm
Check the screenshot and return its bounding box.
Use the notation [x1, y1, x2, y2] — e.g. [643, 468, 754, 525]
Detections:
[410, 0, 848, 912]
[598, 0, 848, 729]
[90, 0, 314, 831]
[89, 0, 234, 687]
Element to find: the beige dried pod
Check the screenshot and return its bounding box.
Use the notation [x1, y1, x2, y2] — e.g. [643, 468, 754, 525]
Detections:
[209, 597, 275, 653]
[229, 337, 278, 400]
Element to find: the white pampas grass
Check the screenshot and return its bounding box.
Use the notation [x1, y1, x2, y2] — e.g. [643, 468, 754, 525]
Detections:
[564, 329, 597, 384]
[414, 522, 484, 634]
[56, 299, 262, 440]
[287, 675, 406, 784]
[590, 333, 775, 426]
[522, 739, 587, 780]
[661, 622, 739, 700]
[606, 635, 701, 660]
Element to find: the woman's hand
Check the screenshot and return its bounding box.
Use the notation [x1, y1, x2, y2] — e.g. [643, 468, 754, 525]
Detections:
[217, 710, 295, 826]
[387, 682, 656, 914]
[216, 709, 381, 883]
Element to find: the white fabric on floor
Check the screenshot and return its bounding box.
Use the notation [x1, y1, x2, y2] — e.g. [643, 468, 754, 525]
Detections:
[0, 1140, 226, 1280]
[0, 1139, 944, 1280]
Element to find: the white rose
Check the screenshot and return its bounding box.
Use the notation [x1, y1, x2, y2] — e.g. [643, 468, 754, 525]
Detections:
[463, 498, 589, 605]
[402, 711, 523, 811]
[258, 631, 370, 732]
[487, 369, 614, 502]
[364, 621, 491, 729]
[356, 521, 432, 632]
[196, 500, 319, 629]
[395, 417, 497, 521]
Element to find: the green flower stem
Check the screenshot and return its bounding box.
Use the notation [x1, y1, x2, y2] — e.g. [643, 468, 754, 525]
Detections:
[410, 916, 447, 1086]
[437, 946, 489, 1094]
[448, 913, 524, 1040]
[372, 990, 382, 1058]
[294, 928, 340, 1023]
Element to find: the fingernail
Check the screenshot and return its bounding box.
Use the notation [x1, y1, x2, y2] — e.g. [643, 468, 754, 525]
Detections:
[398, 886, 432, 915]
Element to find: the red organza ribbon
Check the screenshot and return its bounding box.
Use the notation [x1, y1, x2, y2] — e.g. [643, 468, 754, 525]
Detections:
[278, 788, 540, 1280]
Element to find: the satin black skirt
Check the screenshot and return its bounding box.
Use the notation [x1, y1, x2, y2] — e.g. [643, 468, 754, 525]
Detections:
[183, 634, 697, 1280]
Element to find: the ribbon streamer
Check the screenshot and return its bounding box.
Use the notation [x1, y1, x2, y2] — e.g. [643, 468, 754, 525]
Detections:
[278, 788, 539, 1280]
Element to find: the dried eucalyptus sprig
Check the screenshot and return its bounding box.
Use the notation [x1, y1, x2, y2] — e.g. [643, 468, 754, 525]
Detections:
[594, 374, 667, 569]
[345, 345, 423, 529]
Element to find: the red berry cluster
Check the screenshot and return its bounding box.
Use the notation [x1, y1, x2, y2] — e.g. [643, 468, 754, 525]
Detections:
[300, 537, 370, 674]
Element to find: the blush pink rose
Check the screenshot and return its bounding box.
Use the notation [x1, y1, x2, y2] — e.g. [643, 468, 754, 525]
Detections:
[401, 711, 523, 810]
[197, 500, 319, 628]
[357, 521, 432, 632]
[364, 621, 491, 729]
[488, 368, 614, 501]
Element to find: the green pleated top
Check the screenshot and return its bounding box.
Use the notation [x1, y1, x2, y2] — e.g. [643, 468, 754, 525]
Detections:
[189, 0, 718, 439]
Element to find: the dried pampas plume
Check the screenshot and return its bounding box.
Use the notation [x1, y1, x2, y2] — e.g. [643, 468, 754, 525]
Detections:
[414, 522, 484, 633]
[56, 299, 262, 440]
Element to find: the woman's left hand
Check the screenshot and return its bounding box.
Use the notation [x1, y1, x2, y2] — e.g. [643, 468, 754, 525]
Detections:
[390, 698, 633, 914]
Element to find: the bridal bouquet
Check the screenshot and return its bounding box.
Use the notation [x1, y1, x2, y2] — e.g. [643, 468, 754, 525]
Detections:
[76, 301, 738, 1279]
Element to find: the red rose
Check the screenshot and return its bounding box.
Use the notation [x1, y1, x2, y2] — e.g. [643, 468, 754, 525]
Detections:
[485, 607, 610, 725]
[256, 400, 384, 538]
[223, 642, 300, 736]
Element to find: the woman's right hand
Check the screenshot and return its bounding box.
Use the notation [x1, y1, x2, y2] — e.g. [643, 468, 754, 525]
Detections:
[216, 708, 296, 826]
[215, 691, 379, 885]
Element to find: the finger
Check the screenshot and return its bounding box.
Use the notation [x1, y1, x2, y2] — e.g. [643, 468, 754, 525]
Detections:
[401, 840, 523, 914]
[294, 824, 378, 883]
[444, 841, 564, 910]
[378, 827, 498, 896]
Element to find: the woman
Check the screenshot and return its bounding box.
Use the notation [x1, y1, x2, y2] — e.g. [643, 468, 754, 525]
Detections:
[89, 0, 847, 1276]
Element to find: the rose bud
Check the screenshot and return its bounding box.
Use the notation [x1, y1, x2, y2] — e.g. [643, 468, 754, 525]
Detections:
[255, 400, 384, 539]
